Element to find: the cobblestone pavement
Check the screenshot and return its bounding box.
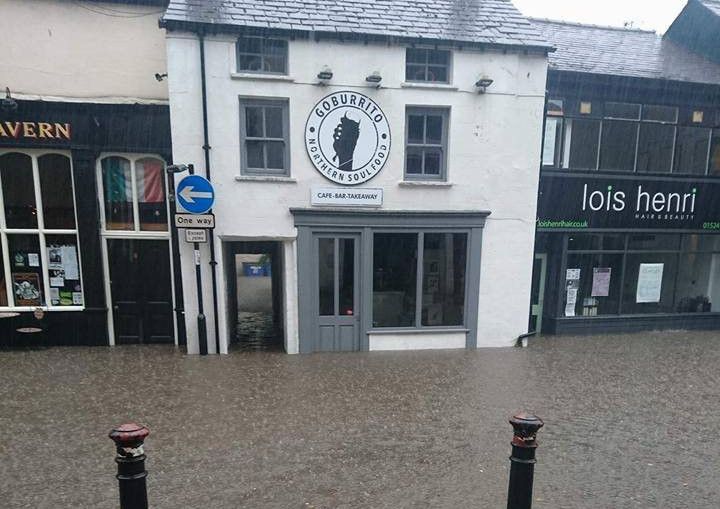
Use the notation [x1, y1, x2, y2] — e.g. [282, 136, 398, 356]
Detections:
[1, 331, 719, 508]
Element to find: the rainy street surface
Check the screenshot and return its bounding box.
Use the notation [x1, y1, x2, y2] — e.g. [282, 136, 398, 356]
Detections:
[1, 331, 719, 508]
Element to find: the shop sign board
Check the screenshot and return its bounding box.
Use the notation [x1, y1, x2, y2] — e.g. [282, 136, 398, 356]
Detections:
[184, 229, 208, 243]
[176, 175, 215, 214]
[537, 174, 720, 230]
[305, 91, 391, 186]
[174, 214, 215, 229]
[311, 187, 383, 207]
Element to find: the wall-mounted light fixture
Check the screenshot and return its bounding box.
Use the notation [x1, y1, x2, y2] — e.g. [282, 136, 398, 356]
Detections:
[317, 66, 333, 85]
[365, 71, 382, 88]
[475, 77, 494, 94]
[1, 87, 17, 112]
[155, 73, 168, 82]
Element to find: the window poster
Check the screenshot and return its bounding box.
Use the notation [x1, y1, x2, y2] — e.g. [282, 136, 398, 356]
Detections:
[61, 245, 79, 280]
[542, 118, 558, 166]
[28, 253, 40, 267]
[566, 268, 581, 281]
[591, 268, 612, 297]
[636, 263, 664, 303]
[565, 268, 581, 317]
[12, 273, 42, 306]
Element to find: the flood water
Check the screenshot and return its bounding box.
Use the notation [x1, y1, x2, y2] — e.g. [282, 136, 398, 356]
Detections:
[1, 330, 718, 508]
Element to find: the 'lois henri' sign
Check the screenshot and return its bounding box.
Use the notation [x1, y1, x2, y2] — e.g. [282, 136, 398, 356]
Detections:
[311, 187, 383, 207]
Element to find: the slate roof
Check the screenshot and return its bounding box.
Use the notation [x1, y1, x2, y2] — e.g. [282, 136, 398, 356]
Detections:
[532, 18, 720, 86]
[699, 0, 720, 16]
[160, 0, 552, 51]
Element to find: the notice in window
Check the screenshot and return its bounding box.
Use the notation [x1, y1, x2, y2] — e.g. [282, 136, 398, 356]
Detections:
[565, 269, 581, 317]
[542, 118, 558, 166]
[636, 263, 664, 303]
[591, 268, 612, 297]
[61, 245, 79, 280]
[566, 268, 581, 280]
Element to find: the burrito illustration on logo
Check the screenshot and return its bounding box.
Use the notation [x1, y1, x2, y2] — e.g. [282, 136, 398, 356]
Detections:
[332, 113, 360, 171]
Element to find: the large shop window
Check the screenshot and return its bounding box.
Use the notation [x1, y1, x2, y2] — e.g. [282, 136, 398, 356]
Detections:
[542, 100, 720, 176]
[405, 107, 449, 180]
[101, 156, 167, 232]
[0, 152, 83, 309]
[373, 232, 467, 328]
[562, 233, 720, 317]
[239, 98, 290, 176]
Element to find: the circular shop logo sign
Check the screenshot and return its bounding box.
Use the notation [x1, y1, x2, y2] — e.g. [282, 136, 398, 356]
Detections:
[305, 91, 391, 185]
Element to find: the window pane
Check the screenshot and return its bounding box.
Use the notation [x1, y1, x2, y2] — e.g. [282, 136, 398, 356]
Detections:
[674, 127, 709, 174]
[265, 141, 285, 170]
[682, 234, 720, 252]
[406, 148, 423, 174]
[0, 249, 6, 306]
[599, 120, 637, 171]
[406, 48, 426, 64]
[566, 119, 600, 169]
[136, 158, 167, 232]
[0, 152, 37, 229]
[567, 234, 625, 251]
[427, 65, 448, 83]
[564, 253, 623, 316]
[428, 50, 450, 65]
[675, 252, 720, 312]
[406, 64, 426, 81]
[39, 154, 75, 229]
[238, 54, 262, 71]
[636, 123, 674, 173]
[265, 39, 287, 55]
[708, 132, 720, 176]
[318, 238, 334, 316]
[422, 233, 466, 326]
[373, 233, 417, 327]
[264, 107, 283, 138]
[642, 105, 677, 123]
[423, 150, 442, 175]
[605, 102, 640, 119]
[621, 254, 678, 314]
[8, 234, 44, 306]
[628, 233, 680, 251]
[338, 239, 354, 316]
[245, 107, 264, 138]
[425, 115, 443, 144]
[264, 55, 286, 73]
[101, 157, 134, 230]
[238, 36, 262, 54]
[246, 141, 265, 169]
[45, 234, 82, 306]
[407, 115, 425, 144]
[542, 117, 561, 166]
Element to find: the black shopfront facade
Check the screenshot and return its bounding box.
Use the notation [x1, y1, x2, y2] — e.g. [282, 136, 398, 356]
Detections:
[0, 99, 177, 347]
[533, 73, 720, 335]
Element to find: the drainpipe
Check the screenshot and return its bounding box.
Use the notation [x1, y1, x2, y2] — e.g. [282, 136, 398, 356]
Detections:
[197, 29, 221, 355]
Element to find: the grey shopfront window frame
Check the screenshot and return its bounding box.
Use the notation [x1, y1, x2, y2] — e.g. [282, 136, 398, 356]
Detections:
[404, 107, 450, 181]
[239, 97, 290, 176]
[292, 209, 489, 353]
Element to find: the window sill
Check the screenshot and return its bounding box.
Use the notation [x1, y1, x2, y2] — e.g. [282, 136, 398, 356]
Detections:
[399, 180, 454, 188]
[369, 328, 469, 335]
[235, 175, 297, 183]
[231, 72, 295, 82]
[401, 82, 458, 91]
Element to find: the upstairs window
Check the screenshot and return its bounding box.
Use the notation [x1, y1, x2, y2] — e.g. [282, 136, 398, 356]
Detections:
[405, 48, 451, 83]
[236, 35, 288, 74]
[405, 107, 449, 180]
[239, 98, 290, 176]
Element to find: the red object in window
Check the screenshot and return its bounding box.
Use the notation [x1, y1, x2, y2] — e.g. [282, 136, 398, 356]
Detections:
[344, 309, 353, 315]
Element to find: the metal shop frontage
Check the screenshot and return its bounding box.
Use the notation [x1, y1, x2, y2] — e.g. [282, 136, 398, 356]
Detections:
[533, 172, 720, 335]
[0, 99, 177, 347]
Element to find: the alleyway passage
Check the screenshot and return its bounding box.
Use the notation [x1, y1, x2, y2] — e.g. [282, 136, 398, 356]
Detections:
[1, 331, 718, 508]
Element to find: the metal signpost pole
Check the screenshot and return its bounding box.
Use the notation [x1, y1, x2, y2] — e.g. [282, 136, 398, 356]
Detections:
[193, 239, 208, 356]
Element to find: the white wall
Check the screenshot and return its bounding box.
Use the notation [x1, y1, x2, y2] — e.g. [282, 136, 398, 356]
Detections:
[166, 33, 547, 353]
[0, 0, 168, 102]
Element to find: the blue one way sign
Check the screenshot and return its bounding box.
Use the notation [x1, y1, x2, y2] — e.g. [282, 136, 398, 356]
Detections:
[177, 175, 215, 214]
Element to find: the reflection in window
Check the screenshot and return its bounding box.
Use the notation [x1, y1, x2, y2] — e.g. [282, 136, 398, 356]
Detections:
[39, 154, 76, 229]
[8, 234, 44, 306]
[710, 132, 720, 176]
[675, 252, 720, 312]
[136, 158, 167, 231]
[636, 123, 674, 173]
[373, 233, 417, 327]
[102, 157, 134, 230]
[674, 127, 710, 174]
[599, 120, 637, 171]
[565, 119, 600, 169]
[236, 36, 288, 74]
[421, 233, 466, 326]
[0, 152, 37, 228]
[318, 238, 334, 316]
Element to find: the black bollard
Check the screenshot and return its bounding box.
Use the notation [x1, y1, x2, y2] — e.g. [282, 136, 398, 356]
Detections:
[109, 423, 150, 509]
[506, 413, 544, 509]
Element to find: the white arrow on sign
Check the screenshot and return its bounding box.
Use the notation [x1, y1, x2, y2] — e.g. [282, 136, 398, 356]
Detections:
[179, 186, 213, 203]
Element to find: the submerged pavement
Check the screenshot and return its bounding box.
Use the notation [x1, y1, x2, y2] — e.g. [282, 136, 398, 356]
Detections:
[1, 331, 719, 508]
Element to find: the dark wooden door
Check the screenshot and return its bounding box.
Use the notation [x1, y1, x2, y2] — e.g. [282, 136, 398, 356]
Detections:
[108, 239, 174, 344]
